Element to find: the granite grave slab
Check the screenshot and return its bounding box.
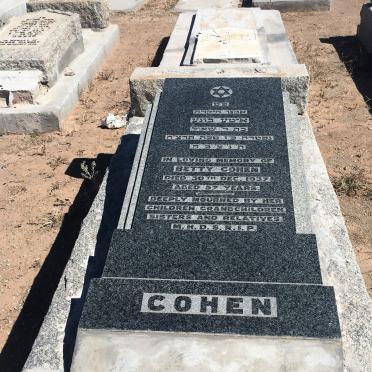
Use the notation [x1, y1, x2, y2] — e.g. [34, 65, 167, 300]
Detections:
[80, 278, 340, 339]
[0, 10, 84, 85]
[27, 0, 110, 29]
[105, 78, 322, 282]
[72, 77, 342, 370]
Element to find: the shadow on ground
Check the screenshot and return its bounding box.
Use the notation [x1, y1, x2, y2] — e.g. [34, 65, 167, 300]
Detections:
[0, 154, 112, 372]
[0, 131, 139, 371]
[321, 36, 372, 114]
[152, 37, 169, 67]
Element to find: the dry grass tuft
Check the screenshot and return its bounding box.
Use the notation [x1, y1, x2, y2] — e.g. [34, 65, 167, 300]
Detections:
[332, 168, 371, 197]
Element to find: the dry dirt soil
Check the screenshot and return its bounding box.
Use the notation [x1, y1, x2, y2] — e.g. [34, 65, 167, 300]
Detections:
[0, 0, 371, 370]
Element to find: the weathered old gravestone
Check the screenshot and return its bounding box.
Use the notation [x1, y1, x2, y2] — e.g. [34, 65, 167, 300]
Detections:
[0, 10, 83, 85]
[27, 0, 110, 29]
[0, 0, 26, 26]
[71, 78, 343, 371]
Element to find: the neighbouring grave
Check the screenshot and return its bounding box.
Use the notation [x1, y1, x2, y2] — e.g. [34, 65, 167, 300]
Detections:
[131, 8, 308, 118]
[0, 0, 26, 26]
[27, 0, 110, 29]
[0, 9, 119, 133]
[357, 3, 372, 54]
[71, 78, 343, 371]
[0, 10, 84, 85]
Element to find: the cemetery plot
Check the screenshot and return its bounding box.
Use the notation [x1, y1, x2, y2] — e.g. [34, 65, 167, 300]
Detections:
[79, 78, 341, 341]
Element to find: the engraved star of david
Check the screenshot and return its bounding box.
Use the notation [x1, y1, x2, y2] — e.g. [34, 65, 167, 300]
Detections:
[210, 86, 233, 98]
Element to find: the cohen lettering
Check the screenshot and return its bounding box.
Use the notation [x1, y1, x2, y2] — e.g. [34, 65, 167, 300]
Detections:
[141, 293, 277, 318]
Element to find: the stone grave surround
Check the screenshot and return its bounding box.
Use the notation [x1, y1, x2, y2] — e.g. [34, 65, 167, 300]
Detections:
[0, 10, 84, 87]
[71, 77, 343, 371]
[27, 0, 110, 29]
[357, 2, 372, 54]
[0, 0, 27, 26]
[130, 8, 309, 118]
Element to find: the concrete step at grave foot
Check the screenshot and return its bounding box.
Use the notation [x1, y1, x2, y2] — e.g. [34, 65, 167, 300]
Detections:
[103, 229, 322, 284]
[71, 278, 343, 371]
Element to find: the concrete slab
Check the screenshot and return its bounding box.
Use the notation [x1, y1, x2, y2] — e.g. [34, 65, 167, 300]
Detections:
[72, 330, 343, 372]
[0, 25, 119, 134]
[27, 0, 110, 29]
[251, 0, 331, 12]
[0, 0, 26, 26]
[107, 0, 146, 11]
[173, 0, 242, 13]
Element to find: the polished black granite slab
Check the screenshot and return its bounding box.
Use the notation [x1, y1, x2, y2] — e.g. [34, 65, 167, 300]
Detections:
[79, 278, 341, 339]
[106, 78, 322, 284]
[126, 78, 297, 237]
[103, 229, 322, 283]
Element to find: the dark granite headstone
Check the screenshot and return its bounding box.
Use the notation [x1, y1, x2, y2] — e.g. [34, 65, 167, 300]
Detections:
[78, 78, 340, 340]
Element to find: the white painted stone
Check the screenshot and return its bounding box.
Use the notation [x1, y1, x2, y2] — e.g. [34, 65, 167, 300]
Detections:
[71, 330, 343, 372]
[107, 0, 146, 11]
[173, 0, 242, 13]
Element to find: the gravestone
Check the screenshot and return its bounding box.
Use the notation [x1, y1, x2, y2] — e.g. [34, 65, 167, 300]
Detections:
[0, 10, 84, 85]
[27, 0, 110, 29]
[72, 78, 342, 371]
[0, 0, 26, 26]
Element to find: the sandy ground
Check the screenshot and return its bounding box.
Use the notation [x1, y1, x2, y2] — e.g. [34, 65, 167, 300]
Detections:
[0, 0, 371, 370]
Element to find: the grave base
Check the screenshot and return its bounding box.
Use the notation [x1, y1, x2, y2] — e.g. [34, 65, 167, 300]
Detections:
[0, 25, 119, 134]
[71, 330, 343, 372]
